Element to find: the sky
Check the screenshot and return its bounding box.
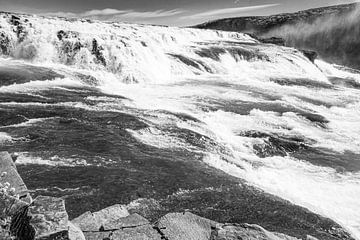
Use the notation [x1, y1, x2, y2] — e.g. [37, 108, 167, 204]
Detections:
[1, 0, 359, 26]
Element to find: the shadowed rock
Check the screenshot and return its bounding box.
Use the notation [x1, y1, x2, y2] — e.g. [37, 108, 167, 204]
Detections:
[301, 50, 318, 63]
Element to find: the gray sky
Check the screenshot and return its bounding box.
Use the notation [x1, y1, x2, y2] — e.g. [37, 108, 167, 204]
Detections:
[1, 0, 359, 26]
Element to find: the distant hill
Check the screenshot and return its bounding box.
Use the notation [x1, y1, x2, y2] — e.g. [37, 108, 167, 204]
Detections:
[195, 3, 360, 69]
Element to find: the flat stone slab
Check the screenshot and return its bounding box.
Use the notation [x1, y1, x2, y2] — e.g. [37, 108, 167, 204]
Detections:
[0, 152, 30, 201]
[72, 204, 129, 232]
[68, 221, 86, 240]
[156, 212, 217, 240]
[29, 196, 69, 239]
[112, 224, 161, 240]
[213, 223, 300, 240]
[102, 213, 149, 231]
[84, 223, 161, 240]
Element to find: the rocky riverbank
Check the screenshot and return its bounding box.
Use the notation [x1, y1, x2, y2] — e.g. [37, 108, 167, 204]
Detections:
[0, 152, 354, 239]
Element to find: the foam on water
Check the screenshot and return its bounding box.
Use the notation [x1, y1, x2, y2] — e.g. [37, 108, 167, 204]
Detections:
[15, 152, 89, 167]
[0, 132, 12, 143]
[102, 75, 360, 238]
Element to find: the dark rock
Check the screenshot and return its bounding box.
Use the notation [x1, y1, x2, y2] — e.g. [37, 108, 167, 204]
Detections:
[156, 212, 217, 240]
[259, 37, 286, 46]
[57, 30, 66, 41]
[92, 39, 106, 66]
[10, 205, 35, 240]
[10, 15, 21, 26]
[10, 153, 19, 163]
[301, 50, 318, 63]
[56, 30, 80, 40]
[0, 31, 12, 55]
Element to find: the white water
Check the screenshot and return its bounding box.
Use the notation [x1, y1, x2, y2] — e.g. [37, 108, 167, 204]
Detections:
[1, 13, 360, 239]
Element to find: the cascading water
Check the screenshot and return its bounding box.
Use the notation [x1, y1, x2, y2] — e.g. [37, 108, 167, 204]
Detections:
[1, 12, 360, 239]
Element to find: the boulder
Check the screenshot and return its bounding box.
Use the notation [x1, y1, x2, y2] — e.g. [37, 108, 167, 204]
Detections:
[301, 50, 318, 63]
[72, 204, 129, 232]
[211, 223, 299, 240]
[28, 196, 69, 240]
[0, 152, 31, 203]
[73, 206, 159, 240]
[156, 212, 217, 240]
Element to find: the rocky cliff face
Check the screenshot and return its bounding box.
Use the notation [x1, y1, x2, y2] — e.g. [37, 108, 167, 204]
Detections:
[195, 3, 360, 69]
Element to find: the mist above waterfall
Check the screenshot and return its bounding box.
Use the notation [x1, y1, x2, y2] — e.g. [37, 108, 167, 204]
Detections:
[264, 4, 360, 69]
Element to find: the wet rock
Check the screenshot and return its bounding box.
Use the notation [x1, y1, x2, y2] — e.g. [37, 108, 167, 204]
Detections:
[156, 212, 217, 240]
[259, 37, 286, 46]
[9, 15, 27, 42]
[0, 152, 30, 202]
[27, 196, 69, 239]
[301, 50, 318, 63]
[92, 39, 106, 66]
[10, 15, 21, 26]
[72, 204, 129, 232]
[10, 153, 19, 163]
[211, 223, 299, 240]
[0, 31, 12, 55]
[56, 30, 80, 41]
[10, 205, 35, 240]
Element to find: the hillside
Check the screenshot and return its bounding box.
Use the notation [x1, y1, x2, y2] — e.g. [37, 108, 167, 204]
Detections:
[195, 3, 360, 69]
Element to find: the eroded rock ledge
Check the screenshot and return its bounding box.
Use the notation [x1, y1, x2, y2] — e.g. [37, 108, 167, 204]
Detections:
[0, 152, 349, 240]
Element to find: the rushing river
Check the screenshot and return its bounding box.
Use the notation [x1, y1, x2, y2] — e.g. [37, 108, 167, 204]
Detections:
[0, 12, 360, 239]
